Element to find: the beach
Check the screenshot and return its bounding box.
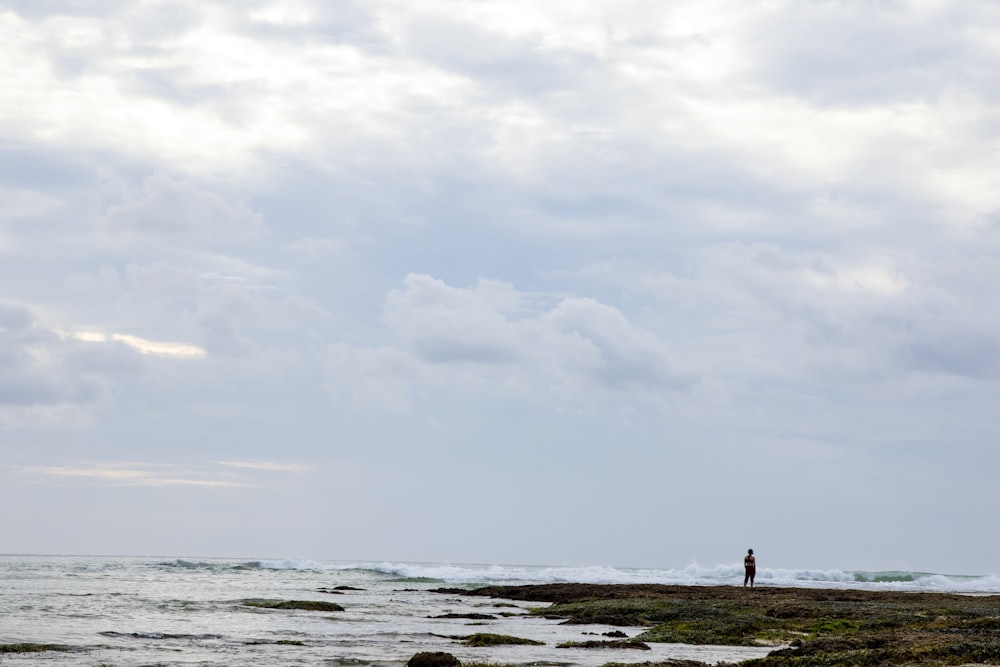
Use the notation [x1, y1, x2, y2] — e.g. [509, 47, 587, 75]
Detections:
[2, 556, 999, 666]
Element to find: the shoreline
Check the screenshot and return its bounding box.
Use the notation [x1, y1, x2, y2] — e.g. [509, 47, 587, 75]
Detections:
[435, 581, 989, 603]
[435, 583, 1000, 666]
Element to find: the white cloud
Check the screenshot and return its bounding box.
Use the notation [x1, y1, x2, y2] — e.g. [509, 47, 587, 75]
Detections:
[69, 331, 207, 359]
[250, 2, 315, 27]
[56, 252, 329, 362]
[5, 0, 995, 236]
[645, 241, 1000, 384]
[0, 301, 205, 428]
[216, 460, 309, 473]
[384, 274, 528, 364]
[0, 8, 297, 175]
[542, 296, 693, 391]
[24, 464, 249, 488]
[327, 274, 692, 411]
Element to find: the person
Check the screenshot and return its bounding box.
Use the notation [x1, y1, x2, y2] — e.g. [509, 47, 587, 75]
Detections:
[743, 549, 756, 588]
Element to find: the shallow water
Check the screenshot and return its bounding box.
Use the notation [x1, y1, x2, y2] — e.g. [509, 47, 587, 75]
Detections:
[2, 555, 994, 666]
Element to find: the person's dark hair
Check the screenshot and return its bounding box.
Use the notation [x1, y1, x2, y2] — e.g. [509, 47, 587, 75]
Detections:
[748, 549, 753, 554]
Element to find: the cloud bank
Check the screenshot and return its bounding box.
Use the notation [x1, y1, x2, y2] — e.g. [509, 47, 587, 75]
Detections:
[1, 0, 999, 573]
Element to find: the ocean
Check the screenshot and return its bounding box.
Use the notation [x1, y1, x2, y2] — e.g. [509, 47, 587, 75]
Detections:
[2, 555, 998, 666]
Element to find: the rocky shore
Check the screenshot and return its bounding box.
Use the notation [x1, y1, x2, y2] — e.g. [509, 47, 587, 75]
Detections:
[434, 583, 1000, 666]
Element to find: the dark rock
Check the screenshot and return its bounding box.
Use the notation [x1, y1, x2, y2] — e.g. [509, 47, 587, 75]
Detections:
[461, 633, 544, 646]
[0, 644, 74, 654]
[406, 651, 461, 667]
[241, 599, 344, 612]
[557, 640, 650, 650]
[429, 613, 495, 620]
[603, 630, 628, 638]
[318, 585, 366, 594]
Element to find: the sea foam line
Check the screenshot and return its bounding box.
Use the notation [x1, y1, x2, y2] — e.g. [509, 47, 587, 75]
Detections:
[244, 560, 1000, 593]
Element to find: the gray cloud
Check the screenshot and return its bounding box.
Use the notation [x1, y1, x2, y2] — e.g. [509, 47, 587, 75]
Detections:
[328, 274, 694, 408]
[384, 274, 527, 365]
[236, 2, 382, 46]
[396, 13, 601, 96]
[907, 331, 1000, 379]
[748, 3, 1000, 105]
[2, 0, 134, 19]
[0, 304, 33, 330]
[97, 172, 265, 245]
[0, 304, 102, 407]
[543, 297, 694, 392]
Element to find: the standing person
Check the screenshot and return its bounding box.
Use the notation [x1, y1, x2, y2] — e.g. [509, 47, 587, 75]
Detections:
[744, 549, 756, 588]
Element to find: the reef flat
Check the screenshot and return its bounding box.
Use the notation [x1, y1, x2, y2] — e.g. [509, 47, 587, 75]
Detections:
[436, 583, 1000, 666]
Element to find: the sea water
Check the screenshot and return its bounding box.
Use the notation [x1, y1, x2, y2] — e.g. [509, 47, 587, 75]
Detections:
[1, 555, 998, 667]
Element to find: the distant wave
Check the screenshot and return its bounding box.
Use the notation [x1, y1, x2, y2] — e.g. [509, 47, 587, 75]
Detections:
[156, 559, 264, 571]
[160, 559, 1000, 593]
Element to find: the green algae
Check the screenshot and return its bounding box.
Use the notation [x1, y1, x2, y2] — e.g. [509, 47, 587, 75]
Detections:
[440, 583, 1000, 666]
[805, 618, 862, 634]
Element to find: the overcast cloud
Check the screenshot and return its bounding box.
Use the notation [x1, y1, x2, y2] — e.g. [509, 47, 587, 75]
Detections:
[2, 0, 999, 574]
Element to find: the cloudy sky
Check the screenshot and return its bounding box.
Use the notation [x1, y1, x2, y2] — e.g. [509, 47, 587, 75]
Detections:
[2, 0, 999, 574]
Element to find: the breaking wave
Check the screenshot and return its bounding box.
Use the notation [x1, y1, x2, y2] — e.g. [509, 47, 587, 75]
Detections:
[237, 560, 1000, 593]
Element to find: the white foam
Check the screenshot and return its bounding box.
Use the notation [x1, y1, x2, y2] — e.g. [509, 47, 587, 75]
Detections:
[251, 560, 1000, 593]
[256, 559, 327, 570]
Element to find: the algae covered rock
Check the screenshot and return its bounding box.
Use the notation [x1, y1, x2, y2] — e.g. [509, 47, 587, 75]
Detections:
[557, 640, 650, 650]
[460, 633, 544, 646]
[0, 644, 74, 654]
[406, 651, 461, 667]
[241, 599, 344, 612]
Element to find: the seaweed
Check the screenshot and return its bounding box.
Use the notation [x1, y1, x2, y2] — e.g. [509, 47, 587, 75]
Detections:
[440, 583, 1000, 666]
[0, 643, 74, 653]
[241, 598, 344, 612]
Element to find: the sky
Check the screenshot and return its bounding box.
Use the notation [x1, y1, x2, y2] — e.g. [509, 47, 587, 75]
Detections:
[1, 0, 999, 575]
